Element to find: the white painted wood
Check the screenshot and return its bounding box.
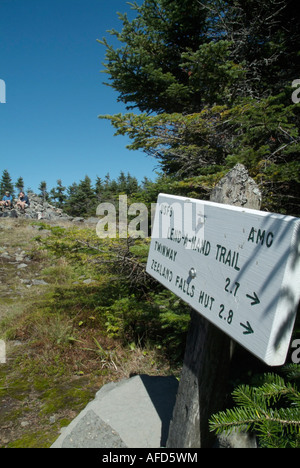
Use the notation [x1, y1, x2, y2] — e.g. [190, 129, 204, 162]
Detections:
[146, 194, 300, 366]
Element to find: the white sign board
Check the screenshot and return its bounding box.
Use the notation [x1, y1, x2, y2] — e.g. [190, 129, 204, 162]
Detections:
[146, 194, 300, 366]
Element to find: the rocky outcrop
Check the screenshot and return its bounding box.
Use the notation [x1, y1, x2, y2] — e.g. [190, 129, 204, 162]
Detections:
[0, 194, 101, 225]
[210, 163, 262, 210]
[0, 194, 72, 221]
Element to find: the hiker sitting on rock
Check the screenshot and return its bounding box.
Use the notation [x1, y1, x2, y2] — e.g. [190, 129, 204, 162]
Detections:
[0, 191, 13, 208]
[16, 191, 30, 210]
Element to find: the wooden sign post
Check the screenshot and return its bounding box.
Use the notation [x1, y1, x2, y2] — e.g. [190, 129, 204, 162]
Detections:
[146, 171, 300, 447]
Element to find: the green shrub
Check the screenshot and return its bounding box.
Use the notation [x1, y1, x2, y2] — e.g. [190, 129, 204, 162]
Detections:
[210, 365, 300, 448]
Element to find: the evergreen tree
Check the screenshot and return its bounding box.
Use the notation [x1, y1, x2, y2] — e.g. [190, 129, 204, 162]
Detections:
[101, 173, 116, 202]
[38, 181, 48, 202]
[206, 0, 300, 98]
[95, 176, 104, 202]
[64, 183, 79, 216]
[209, 366, 300, 448]
[0, 170, 14, 198]
[141, 177, 150, 190]
[65, 176, 96, 217]
[125, 173, 139, 194]
[50, 179, 67, 208]
[104, 173, 111, 189]
[64, 182, 78, 215]
[15, 177, 24, 194]
[100, 0, 300, 215]
[100, 0, 299, 112]
[99, 0, 210, 113]
[117, 171, 127, 193]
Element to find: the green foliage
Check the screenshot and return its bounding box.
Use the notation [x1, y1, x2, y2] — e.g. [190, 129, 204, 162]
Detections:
[209, 367, 300, 448]
[15, 177, 24, 193]
[35, 223, 190, 361]
[0, 169, 15, 198]
[99, 0, 209, 113]
[101, 289, 190, 360]
[64, 175, 97, 217]
[38, 181, 49, 202]
[50, 179, 67, 208]
[100, 108, 228, 176]
[0, 169, 150, 218]
[99, 0, 300, 216]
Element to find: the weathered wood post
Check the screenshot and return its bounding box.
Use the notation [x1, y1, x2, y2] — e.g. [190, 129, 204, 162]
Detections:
[166, 314, 232, 448]
[166, 164, 262, 448]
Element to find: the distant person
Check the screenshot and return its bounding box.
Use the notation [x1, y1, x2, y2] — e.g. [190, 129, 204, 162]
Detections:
[0, 191, 13, 208]
[16, 191, 30, 210]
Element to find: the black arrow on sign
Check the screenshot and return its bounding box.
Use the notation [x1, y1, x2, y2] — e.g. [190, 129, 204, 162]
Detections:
[246, 292, 260, 306]
[240, 321, 254, 335]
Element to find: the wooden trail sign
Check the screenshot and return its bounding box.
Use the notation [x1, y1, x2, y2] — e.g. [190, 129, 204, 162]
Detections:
[147, 193, 300, 366]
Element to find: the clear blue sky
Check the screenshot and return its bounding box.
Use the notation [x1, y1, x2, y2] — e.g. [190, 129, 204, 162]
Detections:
[0, 0, 158, 194]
